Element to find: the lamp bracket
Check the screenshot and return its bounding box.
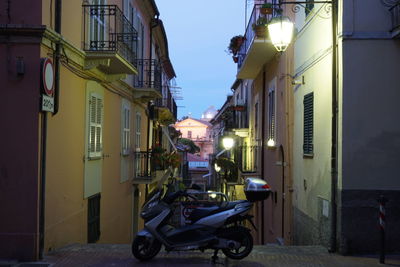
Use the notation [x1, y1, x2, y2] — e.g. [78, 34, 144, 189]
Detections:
[274, 1, 333, 18]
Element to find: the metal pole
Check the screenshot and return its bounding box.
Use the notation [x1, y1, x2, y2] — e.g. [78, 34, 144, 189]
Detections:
[377, 195, 388, 264]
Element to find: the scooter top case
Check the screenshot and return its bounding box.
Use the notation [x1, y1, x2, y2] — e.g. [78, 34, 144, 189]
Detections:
[244, 177, 271, 202]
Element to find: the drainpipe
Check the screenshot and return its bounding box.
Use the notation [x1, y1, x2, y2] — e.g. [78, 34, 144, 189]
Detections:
[39, 0, 61, 258]
[53, 0, 61, 115]
[261, 71, 266, 245]
[146, 15, 159, 152]
[330, 0, 338, 253]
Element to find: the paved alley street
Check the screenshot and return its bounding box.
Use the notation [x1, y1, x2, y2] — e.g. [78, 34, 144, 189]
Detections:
[22, 244, 397, 267]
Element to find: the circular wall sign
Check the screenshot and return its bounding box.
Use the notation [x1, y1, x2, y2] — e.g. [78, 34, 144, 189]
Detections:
[42, 58, 54, 96]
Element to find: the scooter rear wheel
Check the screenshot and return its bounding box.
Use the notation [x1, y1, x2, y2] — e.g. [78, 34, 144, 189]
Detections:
[220, 226, 253, 260]
[132, 235, 162, 261]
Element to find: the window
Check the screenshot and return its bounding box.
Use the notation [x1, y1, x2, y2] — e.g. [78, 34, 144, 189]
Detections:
[88, 193, 101, 243]
[135, 112, 141, 151]
[187, 131, 192, 139]
[305, 0, 315, 16]
[89, 0, 107, 48]
[303, 92, 314, 155]
[268, 87, 276, 143]
[88, 93, 103, 158]
[121, 102, 131, 156]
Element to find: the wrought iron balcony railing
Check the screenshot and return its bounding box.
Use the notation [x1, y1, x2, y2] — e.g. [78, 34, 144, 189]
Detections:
[237, 2, 277, 69]
[173, 99, 177, 120]
[224, 108, 249, 130]
[83, 5, 138, 66]
[236, 145, 260, 173]
[134, 151, 166, 179]
[134, 59, 162, 93]
[390, 2, 400, 36]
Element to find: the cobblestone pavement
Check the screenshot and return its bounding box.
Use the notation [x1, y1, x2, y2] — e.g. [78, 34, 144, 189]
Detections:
[4, 244, 400, 267]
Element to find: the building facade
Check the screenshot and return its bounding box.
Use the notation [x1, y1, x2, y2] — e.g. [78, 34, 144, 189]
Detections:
[0, 0, 178, 261]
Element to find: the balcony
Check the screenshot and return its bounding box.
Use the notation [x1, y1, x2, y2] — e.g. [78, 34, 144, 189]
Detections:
[132, 151, 170, 184]
[133, 59, 162, 101]
[236, 145, 260, 174]
[223, 107, 249, 136]
[83, 5, 138, 75]
[155, 88, 177, 122]
[390, 2, 400, 38]
[236, 3, 277, 79]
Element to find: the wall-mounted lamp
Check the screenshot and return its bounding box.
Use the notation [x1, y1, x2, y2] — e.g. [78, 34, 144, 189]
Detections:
[292, 75, 305, 85]
[222, 137, 234, 150]
[267, 138, 276, 148]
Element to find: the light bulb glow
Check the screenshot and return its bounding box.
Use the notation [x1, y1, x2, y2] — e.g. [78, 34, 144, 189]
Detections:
[268, 16, 294, 52]
[222, 137, 234, 150]
[267, 138, 276, 147]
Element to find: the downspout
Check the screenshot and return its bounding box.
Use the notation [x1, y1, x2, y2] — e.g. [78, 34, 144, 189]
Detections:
[53, 0, 61, 115]
[146, 15, 159, 152]
[39, 0, 61, 258]
[261, 71, 266, 245]
[330, 0, 338, 252]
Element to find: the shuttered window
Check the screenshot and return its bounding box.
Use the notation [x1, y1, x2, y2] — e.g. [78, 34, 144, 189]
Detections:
[268, 89, 276, 141]
[89, 93, 103, 158]
[303, 92, 314, 155]
[122, 102, 131, 156]
[135, 112, 141, 151]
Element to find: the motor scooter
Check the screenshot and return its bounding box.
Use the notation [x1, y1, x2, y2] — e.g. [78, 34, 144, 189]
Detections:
[132, 177, 270, 261]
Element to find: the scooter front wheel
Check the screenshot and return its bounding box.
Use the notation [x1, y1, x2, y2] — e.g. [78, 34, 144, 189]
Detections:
[220, 226, 253, 260]
[132, 235, 162, 261]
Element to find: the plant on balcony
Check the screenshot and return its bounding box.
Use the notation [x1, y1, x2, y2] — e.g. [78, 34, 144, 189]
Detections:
[213, 157, 238, 183]
[252, 16, 270, 38]
[158, 108, 176, 125]
[164, 152, 182, 169]
[260, 3, 273, 15]
[152, 145, 167, 170]
[227, 35, 246, 56]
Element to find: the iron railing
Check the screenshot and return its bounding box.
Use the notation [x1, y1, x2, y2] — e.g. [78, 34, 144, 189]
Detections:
[134, 151, 166, 179]
[224, 108, 248, 130]
[134, 59, 162, 93]
[83, 5, 138, 66]
[237, 2, 277, 69]
[236, 145, 260, 173]
[390, 2, 400, 35]
[173, 99, 178, 120]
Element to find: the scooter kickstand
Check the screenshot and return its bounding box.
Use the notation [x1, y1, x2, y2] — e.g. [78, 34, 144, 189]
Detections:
[211, 249, 223, 265]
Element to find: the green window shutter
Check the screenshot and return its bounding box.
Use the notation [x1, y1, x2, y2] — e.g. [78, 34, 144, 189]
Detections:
[303, 92, 314, 155]
[268, 90, 276, 141]
[89, 93, 103, 158]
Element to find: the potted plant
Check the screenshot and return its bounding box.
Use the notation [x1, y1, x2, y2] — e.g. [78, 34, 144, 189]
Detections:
[151, 145, 167, 170]
[227, 35, 245, 56]
[252, 17, 269, 38]
[232, 56, 239, 63]
[260, 3, 273, 15]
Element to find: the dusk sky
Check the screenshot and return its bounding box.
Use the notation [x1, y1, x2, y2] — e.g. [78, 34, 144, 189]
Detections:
[156, 0, 248, 119]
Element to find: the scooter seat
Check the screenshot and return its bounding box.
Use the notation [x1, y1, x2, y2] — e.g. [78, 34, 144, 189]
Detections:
[188, 200, 248, 223]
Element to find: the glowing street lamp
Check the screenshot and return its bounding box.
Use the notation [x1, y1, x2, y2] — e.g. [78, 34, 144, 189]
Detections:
[222, 137, 234, 150]
[268, 16, 294, 52]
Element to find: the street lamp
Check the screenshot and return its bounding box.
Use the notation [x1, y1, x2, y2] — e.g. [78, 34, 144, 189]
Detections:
[268, 16, 294, 52]
[222, 137, 234, 150]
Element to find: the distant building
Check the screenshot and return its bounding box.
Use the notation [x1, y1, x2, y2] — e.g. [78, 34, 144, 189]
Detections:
[174, 118, 214, 161]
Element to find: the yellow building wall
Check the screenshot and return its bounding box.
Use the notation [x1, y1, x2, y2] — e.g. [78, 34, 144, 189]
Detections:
[43, 49, 87, 251]
[100, 92, 133, 243]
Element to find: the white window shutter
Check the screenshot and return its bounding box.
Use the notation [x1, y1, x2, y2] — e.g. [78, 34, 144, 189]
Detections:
[89, 93, 103, 158]
[121, 101, 131, 156]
